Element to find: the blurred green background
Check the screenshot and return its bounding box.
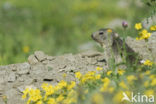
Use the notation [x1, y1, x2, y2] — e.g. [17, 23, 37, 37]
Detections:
[0, 0, 150, 65]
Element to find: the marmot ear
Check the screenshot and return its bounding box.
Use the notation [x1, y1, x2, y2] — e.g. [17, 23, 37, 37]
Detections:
[113, 33, 119, 38]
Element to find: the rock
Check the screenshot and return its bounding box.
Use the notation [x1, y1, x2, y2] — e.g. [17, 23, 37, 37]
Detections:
[7, 72, 16, 82]
[125, 32, 156, 62]
[46, 55, 55, 61]
[16, 63, 30, 75]
[34, 51, 47, 62]
[86, 57, 97, 65]
[5, 89, 24, 104]
[0, 85, 4, 96]
[80, 50, 102, 58]
[28, 54, 38, 65]
[142, 15, 156, 29]
[17, 86, 25, 93]
[0, 70, 6, 83]
[17, 85, 36, 93]
[42, 60, 50, 65]
[148, 32, 156, 62]
[0, 98, 5, 104]
[12, 66, 17, 71]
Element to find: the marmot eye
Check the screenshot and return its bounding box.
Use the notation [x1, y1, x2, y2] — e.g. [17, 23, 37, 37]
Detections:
[99, 31, 103, 35]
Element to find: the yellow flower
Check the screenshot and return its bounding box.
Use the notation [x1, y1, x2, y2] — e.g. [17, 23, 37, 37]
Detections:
[80, 71, 97, 83]
[2, 95, 7, 102]
[67, 81, 76, 90]
[64, 90, 77, 104]
[136, 29, 151, 40]
[108, 87, 115, 93]
[48, 98, 56, 104]
[41, 83, 55, 99]
[135, 23, 142, 30]
[119, 81, 128, 89]
[150, 25, 156, 31]
[102, 77, 110, 83]
[106, 70, 112, 76]
[87, 71, 96, 76]
[23, 46, 30, 53]
[117, 69, 125, 75]
[107, 29, 112, 33]
[91, 93, 104, 104]
[28, 89, 42, 102]
[144, 80, 149, 87]
[75, 72, 82, 79]
[149, 74, 156, 79]
[36, 100, 43, 104]
[2, 95, 7, 99]
[58, 80, 67, 88]
[143, 60, 153, 66]
[41, 83, 48, 89]
[144, 89, 154, 97]
[113, 91, 123, 103]
[95, 74, 101, 80]
[136, 37, 140, 40]
[140, 29, 148, 35]
[145, 70, 151, 75]
[56, 94, 64, 102]
[100, 77, 110, 92]
[22, 88, 29, 99]
[96, 67, 103, 71]
[151, 78, 156, 86]
[100, 84, 108, 92]
[63, 97, 77, 104]
[127, 75, 137, 84]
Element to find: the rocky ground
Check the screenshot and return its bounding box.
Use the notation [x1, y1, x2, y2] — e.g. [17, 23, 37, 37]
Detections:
[0, 50, 107, 104]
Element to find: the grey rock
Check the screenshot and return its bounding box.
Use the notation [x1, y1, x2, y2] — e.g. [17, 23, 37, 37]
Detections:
[12, 66, 17, 71]
[7, 72, 16, 82]
[5, 89, 24, 104]
[16, 62, 30, 75]
[80, 50, 102, 58]
[86, 57, 97, 65]
[0, 70, 6, 83]
[34, 51, 47, 62]
[28, 54, 38, 65]
[0, 85, 4, 96]
[46, 55, 55, 61]
[142, 15, 156, 29]
[125, 32, 156, 62]
[42, 60, 50, 65]
[0, 98, 5, 104]
[17, 86, 25, 93]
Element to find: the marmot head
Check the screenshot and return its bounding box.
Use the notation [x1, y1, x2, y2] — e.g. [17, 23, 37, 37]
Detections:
[91, 28, 119, 48]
